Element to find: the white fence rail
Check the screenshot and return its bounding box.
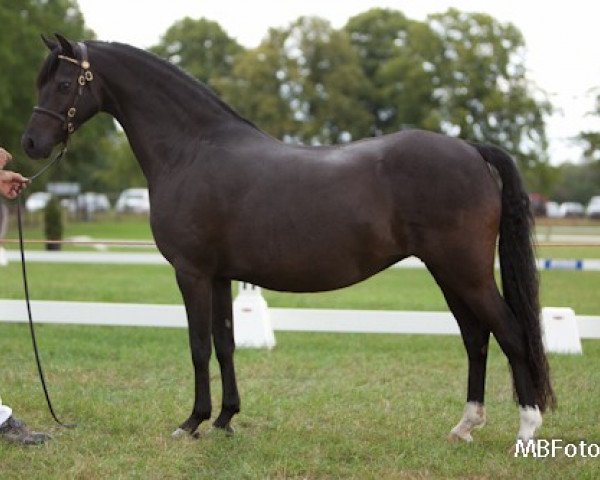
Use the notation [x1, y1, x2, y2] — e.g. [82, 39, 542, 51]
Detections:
[2, 299, 600, 339]
[2, 250, 600, 270]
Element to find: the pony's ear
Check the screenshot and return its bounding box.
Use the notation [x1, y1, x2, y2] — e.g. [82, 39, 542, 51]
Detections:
[41, 34, 57, 51]
[54, 33, 76, 57]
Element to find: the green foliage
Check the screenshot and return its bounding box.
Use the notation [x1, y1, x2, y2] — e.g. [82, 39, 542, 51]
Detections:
[150, 17, 243, 88]
[213, 30, 297, 140]
[428, 10, 551, 172]
[43, 196, 62, 241]
[0, 0, 117, 193]
[547, 161, 600, 203]
[345, 8, 444, 133]
[345, 8, 551, 177]
[91, 129, 146, 193]
[577, 94, 600, 163]
[557, 96, 600, 202]
[217, 17, 374, 144]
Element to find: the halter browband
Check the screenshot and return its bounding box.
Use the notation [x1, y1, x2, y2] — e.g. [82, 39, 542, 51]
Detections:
[33, 42, 94, 134]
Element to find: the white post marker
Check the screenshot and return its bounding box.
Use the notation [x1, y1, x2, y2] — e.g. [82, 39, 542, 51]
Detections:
[233, 282, 276, 349]
[542, 307, 582, 354]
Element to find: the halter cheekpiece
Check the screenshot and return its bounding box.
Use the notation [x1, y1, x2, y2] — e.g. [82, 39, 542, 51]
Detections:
[33, 42, 94, 134]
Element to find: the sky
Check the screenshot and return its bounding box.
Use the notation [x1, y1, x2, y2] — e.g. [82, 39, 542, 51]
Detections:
[75, 0, 600, 165]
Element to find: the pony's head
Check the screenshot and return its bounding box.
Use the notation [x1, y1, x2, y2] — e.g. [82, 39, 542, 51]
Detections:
[22, 34, 100, 159]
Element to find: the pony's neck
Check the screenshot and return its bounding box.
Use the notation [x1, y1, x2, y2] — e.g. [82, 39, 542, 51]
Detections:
[90, 42, 260, 180]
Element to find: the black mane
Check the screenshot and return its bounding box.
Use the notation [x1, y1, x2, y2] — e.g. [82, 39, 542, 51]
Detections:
[94, 41, 261, 132]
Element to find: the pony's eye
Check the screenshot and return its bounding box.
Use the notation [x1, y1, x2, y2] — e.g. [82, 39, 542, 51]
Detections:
[58, 81, 71, 93]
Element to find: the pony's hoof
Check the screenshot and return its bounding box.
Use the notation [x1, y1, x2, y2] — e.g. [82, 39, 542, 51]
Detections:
[211, 424, 235, 436]
[171, 428, 200, 439]
[448, 430, 473, 443]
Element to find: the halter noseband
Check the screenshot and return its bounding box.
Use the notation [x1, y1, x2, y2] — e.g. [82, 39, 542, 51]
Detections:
[33, 42, 94, 134]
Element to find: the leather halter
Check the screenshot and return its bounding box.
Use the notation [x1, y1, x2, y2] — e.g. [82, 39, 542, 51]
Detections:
[33, 42, 94, 134]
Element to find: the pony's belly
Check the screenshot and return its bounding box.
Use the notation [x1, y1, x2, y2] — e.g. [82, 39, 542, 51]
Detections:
[231, 255, 402, 293]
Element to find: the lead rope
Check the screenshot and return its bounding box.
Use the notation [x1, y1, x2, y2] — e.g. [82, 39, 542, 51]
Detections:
[16, 145, 76, 428]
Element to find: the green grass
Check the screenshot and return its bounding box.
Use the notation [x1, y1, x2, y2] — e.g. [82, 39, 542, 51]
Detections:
[5, 214, 154, 251]
[1, 263, 600, 314]
[15, 213, 153, 240]
[536, 246, 600, 260]
[0, 324, 598, 479]
[1, 218, 599, 477]
[6, 215, 600, 257]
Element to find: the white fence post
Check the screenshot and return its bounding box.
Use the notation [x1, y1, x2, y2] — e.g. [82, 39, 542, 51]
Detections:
[542, 307, 583, 354]
[232, 282, 276, 349]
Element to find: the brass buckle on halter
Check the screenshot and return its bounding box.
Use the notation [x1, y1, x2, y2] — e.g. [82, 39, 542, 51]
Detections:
[35, 42, 93, 134]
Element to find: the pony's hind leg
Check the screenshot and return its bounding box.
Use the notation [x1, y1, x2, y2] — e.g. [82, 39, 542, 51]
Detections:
[431, 273, 489, 442]
[463, 291, 542, 441]
[211, 278, 240, 434]
[428, 261, 543, 443]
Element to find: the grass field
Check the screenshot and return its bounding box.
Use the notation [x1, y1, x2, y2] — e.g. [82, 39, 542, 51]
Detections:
[0, 324, 598, 479]
[4, 214, 600, 258]
[1, 217, 599, 478]
[1, 263, 600, 314]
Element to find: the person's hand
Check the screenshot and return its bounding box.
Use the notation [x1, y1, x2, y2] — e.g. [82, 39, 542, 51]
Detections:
[0, 147, 12, 169]
[0, 147, 29, 198]
[0, 170, 30, 199]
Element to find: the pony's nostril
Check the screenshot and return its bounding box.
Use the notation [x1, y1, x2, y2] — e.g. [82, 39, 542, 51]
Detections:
[22, 135, 35, 153]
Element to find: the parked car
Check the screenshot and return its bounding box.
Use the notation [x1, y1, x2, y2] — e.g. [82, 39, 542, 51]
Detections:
[115, 188, 150, 214]
[25, 191, 51, 212]
[60, 198, 76, 213]
[77, 192, 110, 213]
[587, 196, 600, 219]
[545, 201, 562, 218]
[559, 202, 585, 218]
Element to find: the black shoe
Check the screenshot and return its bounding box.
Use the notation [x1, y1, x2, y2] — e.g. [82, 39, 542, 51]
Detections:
[0, 416, 51, 445]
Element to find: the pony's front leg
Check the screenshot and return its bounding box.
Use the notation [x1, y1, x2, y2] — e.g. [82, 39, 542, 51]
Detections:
[211, 278, 240, 433]
[172, 270, 213, 438]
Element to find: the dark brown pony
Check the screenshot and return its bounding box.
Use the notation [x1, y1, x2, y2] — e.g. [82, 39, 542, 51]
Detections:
[22, 35, 554, 443]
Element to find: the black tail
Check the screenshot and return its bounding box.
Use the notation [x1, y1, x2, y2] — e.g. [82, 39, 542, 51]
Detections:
[472, 143, 556, 412]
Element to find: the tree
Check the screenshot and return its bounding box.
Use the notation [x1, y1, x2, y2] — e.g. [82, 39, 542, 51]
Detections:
[576, 94, 600, 162]
[43, 195, 63, 250]
[0, 0, 116, 192]
[213, 28, 298, 140]
[561, 93, 600, 202]
[345, 8, 443, 134]
[345, 8, 551, 188]
[218, 17, 374, 144]
[427, 9, 551, 174]
[150, 17, 243, 88]
[547, 162, 600, 204]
